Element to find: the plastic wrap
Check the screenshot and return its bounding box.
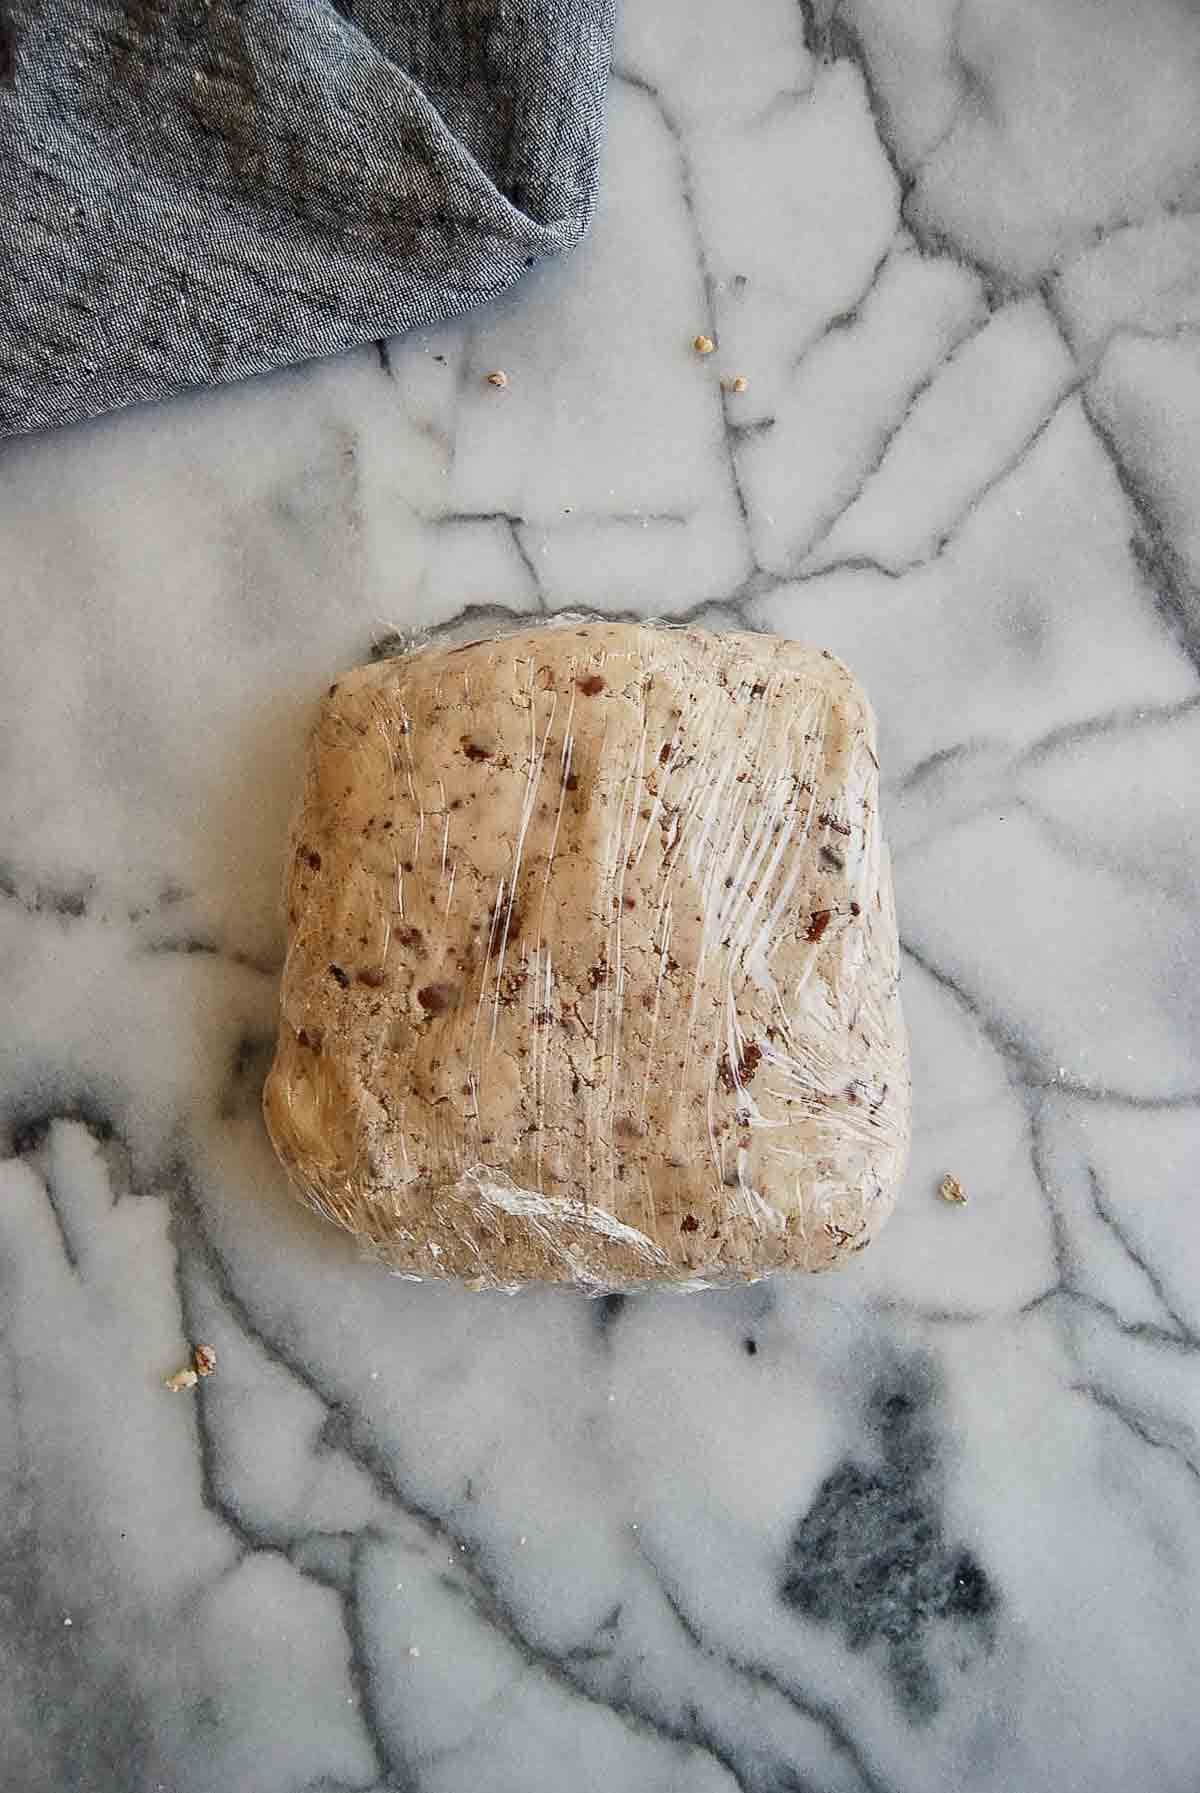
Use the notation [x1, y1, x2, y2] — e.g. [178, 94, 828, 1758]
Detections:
[263, 621, 909, 1288]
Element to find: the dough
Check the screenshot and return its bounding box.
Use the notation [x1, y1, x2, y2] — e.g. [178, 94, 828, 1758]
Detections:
[263, 622, 909, 1286]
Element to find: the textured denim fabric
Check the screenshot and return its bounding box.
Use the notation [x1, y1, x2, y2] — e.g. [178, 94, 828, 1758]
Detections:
[0, 0, 616, 435]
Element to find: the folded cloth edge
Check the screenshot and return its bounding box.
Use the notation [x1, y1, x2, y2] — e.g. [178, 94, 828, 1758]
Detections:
[0, 0, 619, 436]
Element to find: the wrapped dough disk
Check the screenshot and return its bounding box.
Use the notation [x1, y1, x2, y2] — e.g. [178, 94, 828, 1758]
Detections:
[263, 622, 909, 1286]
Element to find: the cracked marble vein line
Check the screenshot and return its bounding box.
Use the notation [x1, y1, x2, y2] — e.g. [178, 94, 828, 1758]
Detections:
[1031, 1081, 1200, 1112]
[137, 932, 282, 976]
[0, 869, 92, 919]
[167, 1175, 767, 1792]
[438, 1564, 753, 1793]
[1018, 687, 1200, 767]
[797, 552, 905, 583]
[1080, 389, 1200, 673]
[866, 1294, 995, 1328]
[608, 66, 758, 596]
[1020, 1102, 1199, 1358]
[792, 306, 997, 570]
[1014, 791, 1187, 909]
[899, 939, 1038, 1083]
[792, 247, 895, 364]
[879, 378, 1085, 577]
[1016, 1108, 1200, 1472]
[1025, 1286, 1200, 1361]
[0, 874, 282, 979]
[890, 688, 1200, 848]
[902, 0, 978, 180]
[428, 507, 693, 528]
[895, 739, 992, 794]
[171, 1236, 399, 1787]
[1086, 1165, 1198, 1346]
[898, 962, 1195, 1352]
[823, 13, 1023, 303]
[728, 416, 776, 441]
[639, 1542, 895, 1793]
[37, 1164, 82, 1277]
[1038, 263, 1200, 372]
[1040, 270, 1200, 675]
[505, 516, 547, 612]
[1071, 1379, 1200, 1496]
[429, 317, 481, 488]
[822, 15, 913, 210]
[607, 66, 715, 321]
[342, 1531, 422, 1793]
[141, 937, 283, 977]
[385, 504, 544, 609]
[1025, 1089, 1078, 1303]
[1055, 313, 1200, 375]
[901, 941, 1200, 1111]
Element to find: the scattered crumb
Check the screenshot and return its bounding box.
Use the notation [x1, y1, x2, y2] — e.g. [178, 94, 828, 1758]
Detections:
[63, 1615, 73, 1627]
[164, 1367, 199, 1393]
[408, 1646, 421, 1659]
[519, 1535, 528, 1546]
[192, 1343, 217, 1378]
[938, 1173, 968, 1206]
[692, 334, 715, 355]
[722, 375, 749, 394]
[486, 369, 508, 388]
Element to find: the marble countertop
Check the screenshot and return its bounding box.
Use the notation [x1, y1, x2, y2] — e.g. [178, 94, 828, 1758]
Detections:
[4, 3, 1200, 1789]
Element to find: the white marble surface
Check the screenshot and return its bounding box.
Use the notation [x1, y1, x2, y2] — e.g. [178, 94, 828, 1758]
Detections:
[3, 2, 1200, 1788]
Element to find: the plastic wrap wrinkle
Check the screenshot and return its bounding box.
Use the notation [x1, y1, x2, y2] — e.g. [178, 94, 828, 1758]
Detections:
[263, 620, 910, 1286]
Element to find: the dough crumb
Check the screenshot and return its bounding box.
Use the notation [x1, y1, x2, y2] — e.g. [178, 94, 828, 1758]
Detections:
[692, 334, 715, 355]
[164, 1367, 199, 1393]
[938, 1173, 968, 1206]
[486, 369, 509, 388]
[192, 1343, 217, 1378]
[722, 374, 749, 393]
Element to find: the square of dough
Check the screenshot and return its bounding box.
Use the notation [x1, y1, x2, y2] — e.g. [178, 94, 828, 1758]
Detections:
[263, 622, 909, 1286]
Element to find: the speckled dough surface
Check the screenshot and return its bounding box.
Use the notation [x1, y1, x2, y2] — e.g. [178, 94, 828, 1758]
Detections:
[263, 623, 909, 1285]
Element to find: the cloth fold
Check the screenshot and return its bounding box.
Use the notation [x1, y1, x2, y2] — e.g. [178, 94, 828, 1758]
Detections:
[0, 0, 616, 436]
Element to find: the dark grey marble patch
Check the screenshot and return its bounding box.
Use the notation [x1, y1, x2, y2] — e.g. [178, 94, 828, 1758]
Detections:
[781, 1356, 997, 1722]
